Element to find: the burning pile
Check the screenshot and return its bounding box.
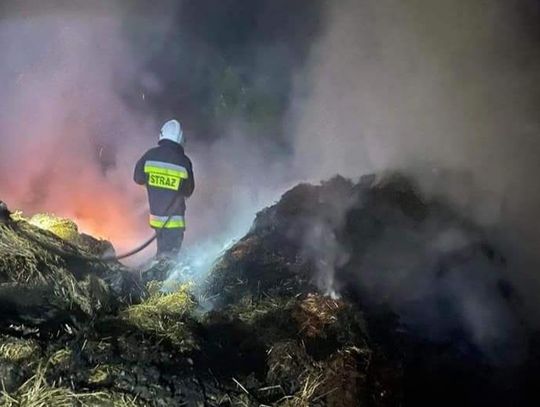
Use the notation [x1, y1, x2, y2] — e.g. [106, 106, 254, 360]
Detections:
[0, 213, 137, 331]
[0, 172, 536, 406]
[204, 172, 533, 406]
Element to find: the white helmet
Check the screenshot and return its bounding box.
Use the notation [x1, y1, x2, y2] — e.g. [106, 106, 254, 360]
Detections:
[159, 119, 185, 146]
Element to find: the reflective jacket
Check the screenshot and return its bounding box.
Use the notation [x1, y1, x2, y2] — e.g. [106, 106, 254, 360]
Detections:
[134, 140, 195, 229]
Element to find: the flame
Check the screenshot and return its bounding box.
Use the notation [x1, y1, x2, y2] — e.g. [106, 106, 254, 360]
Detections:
[2, 131, 153, 260]
[65, 184, 150, 255]
[12, 145, 151, 257]
[0, 14, 157, 262]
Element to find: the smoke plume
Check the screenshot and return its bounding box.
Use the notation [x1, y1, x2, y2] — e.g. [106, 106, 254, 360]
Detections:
[0, 5, 167, 256]
[2, 0, 539, 341]
[289, 0, 540, 316]
[0, 1, 300, 266]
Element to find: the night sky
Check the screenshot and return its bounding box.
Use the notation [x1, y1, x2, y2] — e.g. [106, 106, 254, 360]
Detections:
[1, 0, 539, 147]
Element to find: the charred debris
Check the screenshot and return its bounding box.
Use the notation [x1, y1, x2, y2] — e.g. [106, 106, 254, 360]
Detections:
[0, 173, 537, 406]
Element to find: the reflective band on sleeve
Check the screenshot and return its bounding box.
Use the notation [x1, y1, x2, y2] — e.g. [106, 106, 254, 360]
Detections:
[149, 214, 186, 229]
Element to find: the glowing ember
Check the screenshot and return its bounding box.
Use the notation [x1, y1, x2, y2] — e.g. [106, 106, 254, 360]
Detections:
[29, 213, 79, 242]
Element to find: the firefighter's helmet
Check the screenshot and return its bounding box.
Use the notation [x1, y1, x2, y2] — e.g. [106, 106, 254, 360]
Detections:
[159, 119, 184, 146]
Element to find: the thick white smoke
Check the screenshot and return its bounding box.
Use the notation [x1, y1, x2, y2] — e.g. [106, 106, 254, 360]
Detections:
[289, 0, 540, 316]
[292, 0, 540, 184]
[275, 0, 540, 362]
[173, 122, 298, 282]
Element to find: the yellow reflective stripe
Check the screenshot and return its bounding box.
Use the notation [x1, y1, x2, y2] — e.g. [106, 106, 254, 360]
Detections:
[144, 161, 188, 179]
[144, 165, 188, 178]
[149, 215, 185, 229]
[150, 219, 185, 228]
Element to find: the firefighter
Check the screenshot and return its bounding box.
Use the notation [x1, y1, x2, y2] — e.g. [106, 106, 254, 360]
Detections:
[134, 119, 195, 259]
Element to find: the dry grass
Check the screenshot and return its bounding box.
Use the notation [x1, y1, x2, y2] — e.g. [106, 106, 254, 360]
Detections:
[0, 364, 143, 407]
[0, 223, 63, 284]
[292, 293, 345, 338]
[0, 213, 101, 285]
[267, 340, 367, 407]
[28, 214, 80, 243]
[122, 282, 196, 349]
[86, 391, 142, 407]
[277, 374, 325, 407]
[0, 220, 113, 320]
[267, 341, 312, 386]
[48, 348, 73, 369]
[0, 364, 90, 407]
[52, 273, 111, 316]
[0, 338, 40, 363]
[231, 294, 294, 325]
[88, 365, 114, 385]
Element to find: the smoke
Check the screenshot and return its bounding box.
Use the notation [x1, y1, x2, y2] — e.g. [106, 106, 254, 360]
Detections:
[292, 0, 540, 181]
[275, 0, 540, 363]
[289, 0, 540, 317]
[165, 122, 297, 284]
[353, 200, 527, 363]
[186, 124, 293, 245]
[1, 0, 539, 349]
[0, 1, 300, 269]
[0, 4, 173, 257]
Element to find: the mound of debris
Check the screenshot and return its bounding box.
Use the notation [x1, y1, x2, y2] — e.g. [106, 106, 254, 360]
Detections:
[205, 173, 534, 406]
[0, 199, 399, 406]
[0, 173, 536, 406]
[0, 213, 139, 333]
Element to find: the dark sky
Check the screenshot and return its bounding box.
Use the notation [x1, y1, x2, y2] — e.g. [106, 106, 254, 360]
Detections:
[2, 0, 539, 147]
[128, 0, 540, 147]
[0, 0, 325, 146]
[130, 0, 325, 144]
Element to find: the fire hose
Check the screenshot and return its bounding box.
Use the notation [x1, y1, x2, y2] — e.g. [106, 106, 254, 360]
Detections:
[101, 193, 182, 261]
[101, 192, 183, 261]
